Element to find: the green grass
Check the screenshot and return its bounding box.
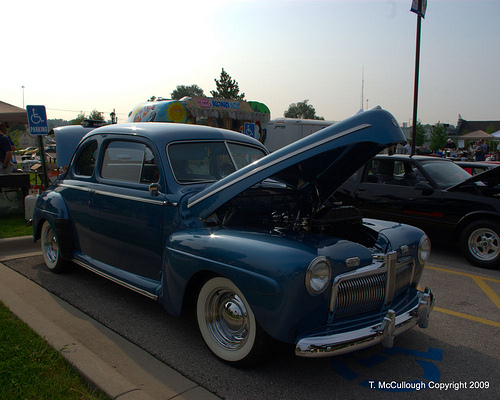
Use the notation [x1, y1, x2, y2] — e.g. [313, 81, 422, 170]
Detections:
[0, 301, 109, 400]
[0, 215, 33, 239]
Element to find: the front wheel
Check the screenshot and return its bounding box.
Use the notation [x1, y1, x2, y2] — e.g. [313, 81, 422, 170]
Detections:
[40, 221, 68, 273]
[196, 277, 269, 366]
[460, 220, 500, 269]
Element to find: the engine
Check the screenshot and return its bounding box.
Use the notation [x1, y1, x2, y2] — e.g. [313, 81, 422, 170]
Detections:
[206, 183, 378, 248]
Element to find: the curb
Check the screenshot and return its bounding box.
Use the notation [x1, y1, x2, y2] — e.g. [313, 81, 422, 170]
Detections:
[0, 243, 221, 400]
[0, 235, 40, 261]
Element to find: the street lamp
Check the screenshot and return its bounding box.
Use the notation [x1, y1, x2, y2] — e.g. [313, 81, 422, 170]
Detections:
[110, 109, 117, 124]
[410, 0, 427, 156]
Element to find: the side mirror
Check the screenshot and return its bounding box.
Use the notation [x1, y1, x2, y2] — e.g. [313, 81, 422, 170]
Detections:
[148, 183, 162, 197]
[414, 181, 434, 194]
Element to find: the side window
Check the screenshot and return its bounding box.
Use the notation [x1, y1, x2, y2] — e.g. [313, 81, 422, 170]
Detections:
[362, 159, 421, 186]
[101, 141, 159, 184]
[75, 140, 98, 177]
[362, 160, 380, 183]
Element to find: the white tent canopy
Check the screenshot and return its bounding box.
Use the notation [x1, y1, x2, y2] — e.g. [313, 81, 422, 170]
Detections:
[491, 129, 500, 138]
[460, 130, 495, 141]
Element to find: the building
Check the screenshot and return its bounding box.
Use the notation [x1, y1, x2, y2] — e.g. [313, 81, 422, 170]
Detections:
[454, 115, 500, 136]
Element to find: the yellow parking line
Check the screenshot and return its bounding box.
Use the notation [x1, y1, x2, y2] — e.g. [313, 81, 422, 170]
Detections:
[425, 265, 500, 284]
[434, 307, 500, 328]
[471, 276, 500, 310]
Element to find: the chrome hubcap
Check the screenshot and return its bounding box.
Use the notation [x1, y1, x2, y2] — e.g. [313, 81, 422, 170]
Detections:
[468, 228, 500, 261]
[205, 288, 250, 351]
[44, 226, 59, 264]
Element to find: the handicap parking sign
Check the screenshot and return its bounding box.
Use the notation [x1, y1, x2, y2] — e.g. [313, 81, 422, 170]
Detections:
[27, 105, 49, 135]
[244, 122, 255, 138]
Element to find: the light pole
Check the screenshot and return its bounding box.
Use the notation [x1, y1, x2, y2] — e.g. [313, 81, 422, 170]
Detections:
[110, 109, 117, 124]
[410, 0, 427, 156]
[22, 86, 25, 108]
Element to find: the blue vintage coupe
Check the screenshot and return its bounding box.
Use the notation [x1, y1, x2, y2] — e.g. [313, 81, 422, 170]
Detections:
[33, 108, 434, 365]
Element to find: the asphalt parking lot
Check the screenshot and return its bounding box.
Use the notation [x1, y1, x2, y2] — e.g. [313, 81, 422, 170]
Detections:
[2, 243, 499, 400]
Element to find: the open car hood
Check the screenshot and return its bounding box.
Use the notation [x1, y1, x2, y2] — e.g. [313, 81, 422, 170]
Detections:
[448, 165, 500, 192]
[185, 108, 406, 220]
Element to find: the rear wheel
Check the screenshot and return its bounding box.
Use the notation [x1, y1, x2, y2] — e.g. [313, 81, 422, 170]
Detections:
[196, 277, 268, 366]
[460, 220, 500, 269]
[41, 221, 68, 273]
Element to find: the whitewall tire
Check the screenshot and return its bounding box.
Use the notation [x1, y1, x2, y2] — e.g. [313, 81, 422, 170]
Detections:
[196, 277, 267, 366]
[41, 220, 67, 273]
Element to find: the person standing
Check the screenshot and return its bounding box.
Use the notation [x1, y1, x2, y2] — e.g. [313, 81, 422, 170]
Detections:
[404, 140, 412, 155]
[0, 122, 13, 174]
[444, 138, 457, 150]
[475, 140, 486, 161]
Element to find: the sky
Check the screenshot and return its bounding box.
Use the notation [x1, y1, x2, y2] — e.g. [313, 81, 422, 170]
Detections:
[2, 0, 499, 127]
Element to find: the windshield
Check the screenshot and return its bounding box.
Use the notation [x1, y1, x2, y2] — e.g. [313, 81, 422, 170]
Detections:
[167, 141, 266, 183]
[419, 160, 472, 189]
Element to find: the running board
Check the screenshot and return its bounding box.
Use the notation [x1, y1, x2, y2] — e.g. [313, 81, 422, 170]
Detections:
[72, 258, 159, 301]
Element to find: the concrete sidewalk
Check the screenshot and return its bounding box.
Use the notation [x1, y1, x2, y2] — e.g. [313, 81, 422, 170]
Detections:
[0, 237, 220, 400]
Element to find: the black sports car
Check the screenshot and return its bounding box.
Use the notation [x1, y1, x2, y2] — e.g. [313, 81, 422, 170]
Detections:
[336, 154, 500, 269]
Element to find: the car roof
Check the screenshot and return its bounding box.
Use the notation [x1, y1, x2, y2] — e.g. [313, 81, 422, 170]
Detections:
[375, 154, 455, 162]
[84, 122, 265, 149]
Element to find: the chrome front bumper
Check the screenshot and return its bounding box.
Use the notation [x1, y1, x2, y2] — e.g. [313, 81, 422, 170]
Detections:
[295, 287, 434, 358]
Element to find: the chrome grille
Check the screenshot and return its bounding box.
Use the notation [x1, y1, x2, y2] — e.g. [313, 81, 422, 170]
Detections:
[334, 273, 386, 319]
[330, 253, 414, 320]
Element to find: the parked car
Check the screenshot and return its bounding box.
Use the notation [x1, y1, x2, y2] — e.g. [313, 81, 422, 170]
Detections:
[456, 161, 500, 176]
[33, 109, 434, 365]
[336, 154, 500, 269]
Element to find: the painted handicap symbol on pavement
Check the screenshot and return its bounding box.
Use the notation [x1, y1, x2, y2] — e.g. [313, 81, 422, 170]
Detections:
[331, 346, 443, 392]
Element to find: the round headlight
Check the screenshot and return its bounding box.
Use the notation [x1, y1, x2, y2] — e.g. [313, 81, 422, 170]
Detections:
[306, 257, 331, 295]
[418, 235, 431, 264]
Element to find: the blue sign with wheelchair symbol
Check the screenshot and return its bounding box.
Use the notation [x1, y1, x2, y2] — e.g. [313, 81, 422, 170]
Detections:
[244, 122, 255, 138]
[27, 105, 49, 135]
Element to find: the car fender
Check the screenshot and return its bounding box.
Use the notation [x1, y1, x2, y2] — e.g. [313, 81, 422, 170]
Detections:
[161, 228, 334, 343]
[33, 190, 72, 239]
[455, 210, 500, 241]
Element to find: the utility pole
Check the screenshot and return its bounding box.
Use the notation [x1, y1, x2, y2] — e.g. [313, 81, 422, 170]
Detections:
[361, 67, 365, 111]
[410, 0, 427, 156]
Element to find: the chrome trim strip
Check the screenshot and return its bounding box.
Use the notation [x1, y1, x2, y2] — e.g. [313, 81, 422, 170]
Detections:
[187, 123, 372, 208]
[92, 188, 165, 205]
[72, 258, 158, 301]
[59, 183, 92, 192]
[60, 183, 168, 205]
[384, 252, 397, 305]
[295, 288, 434, 358]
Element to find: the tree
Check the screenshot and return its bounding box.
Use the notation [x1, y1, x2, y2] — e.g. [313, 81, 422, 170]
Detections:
[89, 109, 105, 121]
[71, 112, 86, 125]
[429, 122, 448, 151]
[210, 68, 245, 100]
[486, 124, 496, 135]
[284, 100, 324, 120]
[415, 120, 427, 146]
[171, 84, 205, 100]
[71, 109, 105, 125]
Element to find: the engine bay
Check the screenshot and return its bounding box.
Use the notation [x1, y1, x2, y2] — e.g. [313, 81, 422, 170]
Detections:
[206, 181, 378, 248]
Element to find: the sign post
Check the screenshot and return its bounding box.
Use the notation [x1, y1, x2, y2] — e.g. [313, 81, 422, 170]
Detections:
[410, 0, 427, 156]
[26, 105, 50, 188]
